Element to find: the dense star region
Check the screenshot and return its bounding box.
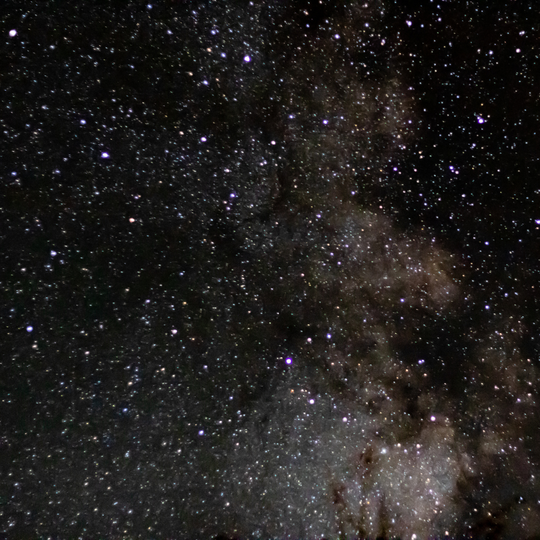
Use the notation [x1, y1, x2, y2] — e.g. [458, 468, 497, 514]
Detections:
[1, 0, 540, 538]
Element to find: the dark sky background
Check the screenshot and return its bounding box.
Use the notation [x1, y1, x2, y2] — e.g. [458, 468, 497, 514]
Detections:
[1, 1, 540, 539]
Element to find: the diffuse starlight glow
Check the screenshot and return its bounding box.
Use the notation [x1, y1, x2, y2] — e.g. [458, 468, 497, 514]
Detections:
[2, 0, 539, 539]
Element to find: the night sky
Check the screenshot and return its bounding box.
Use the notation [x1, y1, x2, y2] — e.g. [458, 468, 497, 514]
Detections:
[2, 1, 540, 538]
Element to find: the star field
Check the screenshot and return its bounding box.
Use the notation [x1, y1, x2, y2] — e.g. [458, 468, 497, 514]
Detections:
[1, 1, 540, 539]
